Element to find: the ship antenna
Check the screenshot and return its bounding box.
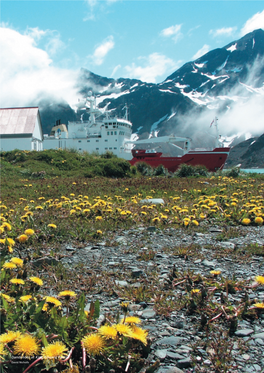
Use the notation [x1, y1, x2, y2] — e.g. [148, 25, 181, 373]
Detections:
[122, 103, 129, 121]
[214, 117, 221, 147]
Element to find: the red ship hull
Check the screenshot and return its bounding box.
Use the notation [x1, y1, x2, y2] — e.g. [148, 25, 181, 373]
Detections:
[129, 147, 230, 172]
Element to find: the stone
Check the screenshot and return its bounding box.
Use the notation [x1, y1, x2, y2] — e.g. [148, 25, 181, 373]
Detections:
[234, 329, 254, 337]
[141, 308, 156, 319]
[156, 367, 184, 373]
[156, 336, 184, 346]
[140, 198, 164, 204]
[155, 349, 167, 360]
[177, 357, 192, 368]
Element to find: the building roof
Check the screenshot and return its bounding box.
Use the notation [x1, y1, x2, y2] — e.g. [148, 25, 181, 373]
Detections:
[0, 107, 40, 135]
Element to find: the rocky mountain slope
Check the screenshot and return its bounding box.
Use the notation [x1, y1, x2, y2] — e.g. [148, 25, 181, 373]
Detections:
[225, 133, 264, 169]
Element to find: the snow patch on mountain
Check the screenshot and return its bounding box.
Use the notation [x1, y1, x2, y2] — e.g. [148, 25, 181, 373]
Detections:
[159, 89, 177, 94]
[226, 43, 237, 52]
[150, 114, 168, 133]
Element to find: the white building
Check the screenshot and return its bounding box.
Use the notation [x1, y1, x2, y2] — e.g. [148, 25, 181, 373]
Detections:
[0, 107, 43, 151]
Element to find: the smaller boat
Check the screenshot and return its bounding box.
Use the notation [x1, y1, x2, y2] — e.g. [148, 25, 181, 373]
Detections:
[128, 118, 230, 172]
[129, 146, 230, 172]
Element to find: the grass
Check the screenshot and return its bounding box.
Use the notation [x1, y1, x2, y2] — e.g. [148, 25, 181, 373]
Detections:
[0, 149, 264, 372]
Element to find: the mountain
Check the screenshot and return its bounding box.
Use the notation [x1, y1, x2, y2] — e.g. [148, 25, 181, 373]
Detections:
[225, 133, 264, 168]
[40, 29, 264, 150]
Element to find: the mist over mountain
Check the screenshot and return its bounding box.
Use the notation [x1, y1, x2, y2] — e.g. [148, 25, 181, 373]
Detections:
[40, 29, 264, 152]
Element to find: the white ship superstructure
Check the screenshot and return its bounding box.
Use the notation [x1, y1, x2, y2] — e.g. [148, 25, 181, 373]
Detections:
[43, 93, 133, 160]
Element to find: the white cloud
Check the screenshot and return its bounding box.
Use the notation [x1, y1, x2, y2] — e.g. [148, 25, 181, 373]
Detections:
[0, 26, 79, 108]
[209, 27, 237, 38]
[125, 53, 177, 83]
[84, 0, 120, 21]
[241, 10, 264, 36]
[160, 24, 183, 42]
[111, 64, 121, 77]
[192, 44, 210, 60]
[90, 35, 114, 65]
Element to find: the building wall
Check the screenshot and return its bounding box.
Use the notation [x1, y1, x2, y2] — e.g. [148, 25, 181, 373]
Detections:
[0, 137, 32, 151]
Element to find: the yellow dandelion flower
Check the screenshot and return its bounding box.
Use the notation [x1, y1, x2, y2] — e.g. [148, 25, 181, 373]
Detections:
[1, 293, 15, 303]
[24, 229, 34, 236]
[0, 331, 21, 344]
[129, 326, 148, 345]
[10, 278, 25, 285]
[17, 234, 28, 243]
[2, 262, 17, 270]
[47, 223, 57, 229]
[98, 325, 118, 339]
[82, 334, 105, 355]
[253, 303, 264, 309]
[58, 290, 77, 298]
[35, 206, 43, 210]
[210, 270, 221, 276]
[19, 295, 33, 303]
[96, 230, 102, 235]
[191, 289, 200, 294]
[0, 343, 7, 360]
[29, 277, 43, 286]
[43, 296, 62, 307]
[5, 238, 15, 246]
[255, 276, 264, 285]
[95, 216, 103, 221]
[13, 334, 40, 358]
[255, 217, 263, 225]
[122, 316, 141, 325]
[242, 218, 251, 225]
[42, 341, 68, 363]
[2, 222, 12, 231]
[115, 324, 132, 337]
[10, 257, 23, 267]
[192, 220, 199, 226]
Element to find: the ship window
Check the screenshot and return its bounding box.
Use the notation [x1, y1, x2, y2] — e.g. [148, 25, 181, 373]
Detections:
[87, 140, 90, 142]
[114, 131, 117, 135]
[78, 140, 81, 143]
[107, 132, 109, 135]
[111, 131, 113, 135]
[79, 148, 82, 150]
[105, 126, 108, 128]
[96, 140, 99, 142]
[105, 139, 108, 142]
[115, 139, 117, 142]
[96, 148, 99, 150]
[114, 147, 117, 150]
[105, 147, 108, 150]
[109, 147, 112, 150]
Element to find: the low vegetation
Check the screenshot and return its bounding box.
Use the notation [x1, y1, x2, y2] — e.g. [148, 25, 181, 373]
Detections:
[0, 149, 264, 372]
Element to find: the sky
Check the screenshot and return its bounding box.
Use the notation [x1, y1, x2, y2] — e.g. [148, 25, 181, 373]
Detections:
[1, 0, 264, 108]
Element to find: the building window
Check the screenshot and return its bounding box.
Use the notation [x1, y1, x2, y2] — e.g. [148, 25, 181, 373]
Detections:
[78, 140, 82, 143]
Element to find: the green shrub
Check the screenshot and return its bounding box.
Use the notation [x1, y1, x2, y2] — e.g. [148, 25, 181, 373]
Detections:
[175, 164, 209, 177]
[135, 162, 153, 176]
[224, 167, 240, 178]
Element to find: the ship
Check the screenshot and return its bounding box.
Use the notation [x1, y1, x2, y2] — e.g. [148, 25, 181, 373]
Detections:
[43, 93, 230, 172]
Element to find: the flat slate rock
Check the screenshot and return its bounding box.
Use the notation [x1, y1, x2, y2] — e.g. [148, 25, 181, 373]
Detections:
[156, 336, 184, 346]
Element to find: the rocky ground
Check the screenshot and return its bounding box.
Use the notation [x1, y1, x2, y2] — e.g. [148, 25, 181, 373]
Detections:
[37, 224, 264, 373]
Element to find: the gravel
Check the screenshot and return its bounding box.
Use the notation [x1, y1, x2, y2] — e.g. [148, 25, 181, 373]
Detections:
[57, 224, 264, 373]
